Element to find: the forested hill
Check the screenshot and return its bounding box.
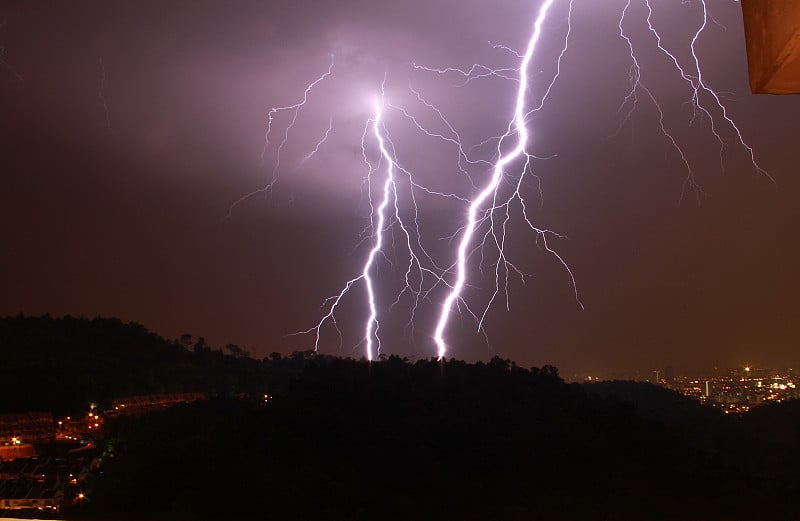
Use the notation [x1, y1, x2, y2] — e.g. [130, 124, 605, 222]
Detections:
[85, 357, 796, 521]
[5, 315, 800, 520]
[0, 314, 307, 415]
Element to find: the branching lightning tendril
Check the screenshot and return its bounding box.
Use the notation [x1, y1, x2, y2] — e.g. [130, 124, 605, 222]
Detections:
[233, 0, 770, 361]
[433, 0, 571, 359]
[225, 54, 335, 220]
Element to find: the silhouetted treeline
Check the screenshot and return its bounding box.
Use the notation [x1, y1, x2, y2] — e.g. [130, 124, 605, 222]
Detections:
[77, 358, 799, 521]
[5, 315, 800, 520]
[0, 314, 311, 415]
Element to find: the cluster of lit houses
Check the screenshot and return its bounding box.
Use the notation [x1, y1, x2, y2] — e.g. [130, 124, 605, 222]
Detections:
[107, 392, 205, 416]
[662, 367, 799, 414]
[0, 392, 206, 516]
[0, 412, 89, 516]
[0, 456, 88, 511]
[4, 368, 792, 515]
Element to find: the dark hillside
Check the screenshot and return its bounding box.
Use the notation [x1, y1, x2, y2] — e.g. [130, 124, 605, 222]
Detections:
[81, 358, 780, 521]
[584, 380, 728, 451]
[4, 315, 799, 520]
[0, 315, 300, 414]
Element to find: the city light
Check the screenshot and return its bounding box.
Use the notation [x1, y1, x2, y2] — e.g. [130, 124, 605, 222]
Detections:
[653, 366, 799, 414]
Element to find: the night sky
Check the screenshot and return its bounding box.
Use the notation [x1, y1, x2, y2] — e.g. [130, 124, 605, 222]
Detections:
[2, 0, 798, 377]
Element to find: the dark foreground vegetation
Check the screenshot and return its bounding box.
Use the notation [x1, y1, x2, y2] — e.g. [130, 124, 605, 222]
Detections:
[2, 315, 800, 520]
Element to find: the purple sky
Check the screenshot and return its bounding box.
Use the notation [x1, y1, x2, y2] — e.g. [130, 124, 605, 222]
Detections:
[2, 0, 798, 377]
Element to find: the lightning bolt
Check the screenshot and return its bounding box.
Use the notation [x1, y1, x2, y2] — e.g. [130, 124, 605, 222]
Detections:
[683, 0, 772, 183]
[359, 92, 396, 360]
[433, 0, 574, 359]
[225, 55, 335, 220]
[617, 0, 700, 197]
[242, 0, 770, 362]
[619, 0, 773, 194]
[296, 81, 435, 361]
[297, 117, 333, 168]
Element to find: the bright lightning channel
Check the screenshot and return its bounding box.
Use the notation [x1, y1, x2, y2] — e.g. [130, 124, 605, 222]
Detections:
[359, 93, 397, 361]
[243, 0, 770, 362]
[297, 85, 426, 361]
[433, 0, 565, 360]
